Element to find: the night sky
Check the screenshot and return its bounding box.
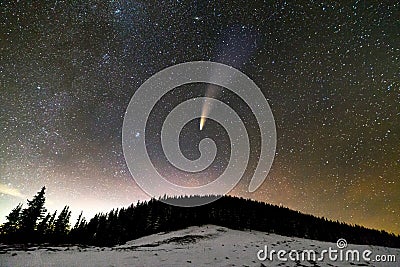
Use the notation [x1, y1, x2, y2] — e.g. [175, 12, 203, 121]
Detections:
[1, 1, 399, 234]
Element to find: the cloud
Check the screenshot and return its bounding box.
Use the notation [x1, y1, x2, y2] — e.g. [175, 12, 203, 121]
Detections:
[0, 183, 25, 198]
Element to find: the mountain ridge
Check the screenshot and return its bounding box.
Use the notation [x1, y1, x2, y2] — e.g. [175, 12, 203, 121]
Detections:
[68, 195, 400, 248]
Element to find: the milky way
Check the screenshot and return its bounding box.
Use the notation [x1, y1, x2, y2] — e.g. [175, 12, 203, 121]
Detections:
[1, 1, 399, 233]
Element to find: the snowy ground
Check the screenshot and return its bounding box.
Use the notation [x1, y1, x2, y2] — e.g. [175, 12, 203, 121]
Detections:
[0, 225, 399, 266]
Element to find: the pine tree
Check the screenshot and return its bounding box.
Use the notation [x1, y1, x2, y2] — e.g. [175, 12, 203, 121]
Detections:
[49, 211, 57, 234]
[37, 212, 51, 238]
[20, 186, 47, 237]
[69, 211, 87, 244]
[54, 206, 71, 238]
[74, 211, 83, 230]
[1, 203, 22, 235]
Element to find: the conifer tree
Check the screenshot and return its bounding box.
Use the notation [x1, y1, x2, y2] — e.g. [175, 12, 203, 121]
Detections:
[46, 210, 57, 236]
[20, 186, 47, 236]
[74, 211, 83, 230]
[37, 212, 51, 237]
[54, 206, 71, 237]
[2, 203, 22, 235]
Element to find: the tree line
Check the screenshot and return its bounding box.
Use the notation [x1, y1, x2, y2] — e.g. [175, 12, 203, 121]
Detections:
[1, 187, 399, 248]
[0, 187, 72, 244]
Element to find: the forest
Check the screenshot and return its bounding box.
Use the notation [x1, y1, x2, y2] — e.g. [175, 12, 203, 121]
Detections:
[1, 187, 399, 248]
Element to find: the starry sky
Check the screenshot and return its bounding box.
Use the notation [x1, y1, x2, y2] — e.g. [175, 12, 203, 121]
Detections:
[1, 1, 399, 234]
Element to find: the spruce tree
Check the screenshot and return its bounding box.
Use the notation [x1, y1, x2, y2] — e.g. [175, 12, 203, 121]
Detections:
[37, 212, 51, 238]
[2, 203, 22, 235]
[74, 211, 83, 230]
[54, 206, 71, 238]
[20, 186, 47, 237]
[46, 210, 57, 236]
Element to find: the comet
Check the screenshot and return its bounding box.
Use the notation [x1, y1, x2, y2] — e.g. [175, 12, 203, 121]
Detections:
[199, 84, 219, 130]
[200, 116, 206, 130]
[198, 25, 259, 131]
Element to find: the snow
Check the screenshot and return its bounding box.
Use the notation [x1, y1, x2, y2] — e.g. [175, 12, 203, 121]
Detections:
[1, 225, 399, 266]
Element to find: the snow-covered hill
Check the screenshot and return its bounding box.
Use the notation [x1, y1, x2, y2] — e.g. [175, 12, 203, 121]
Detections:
[1, 225, 399, 266]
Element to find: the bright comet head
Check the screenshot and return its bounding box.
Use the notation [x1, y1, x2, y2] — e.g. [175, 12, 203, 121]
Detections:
[200, 116, 206, 130]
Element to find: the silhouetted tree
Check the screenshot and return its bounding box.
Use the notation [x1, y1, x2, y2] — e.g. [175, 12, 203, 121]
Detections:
[37, 212, 51, 239]
[74, 211, 83, 230]
[69, 211, 87, 244]
[20, 186, 47, 239]
[46, 210, 57, 236]
[53, 206, 71, 242]
[1, 203, 22, 236]
[1, 189, 400, 248]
